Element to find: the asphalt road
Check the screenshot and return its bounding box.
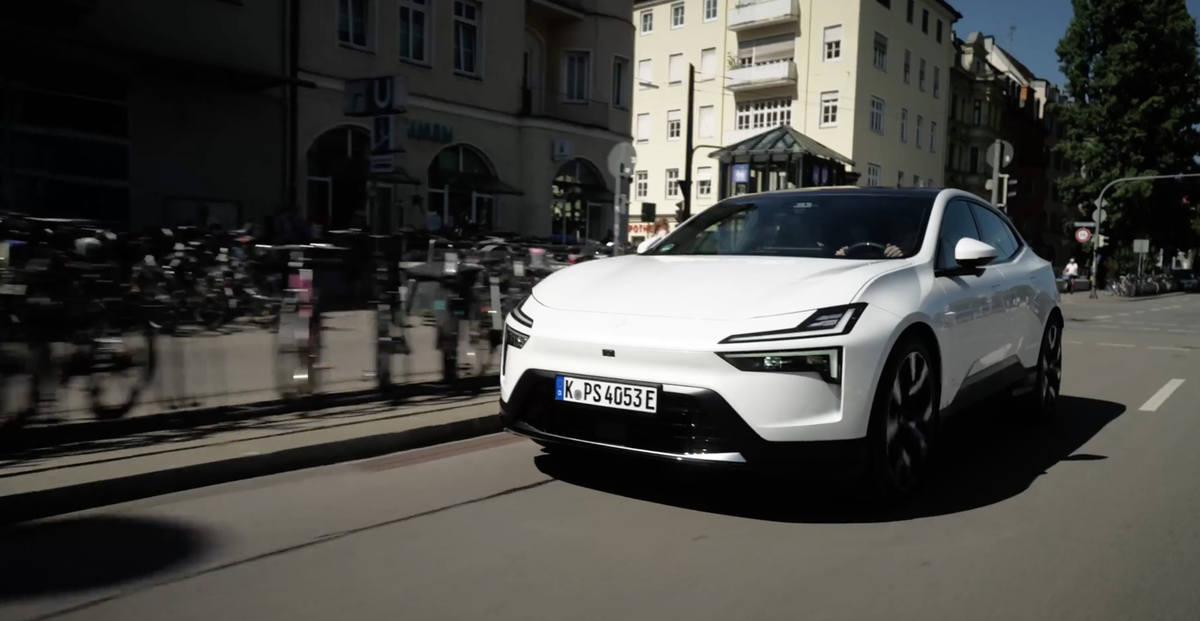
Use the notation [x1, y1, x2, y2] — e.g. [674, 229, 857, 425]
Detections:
[4, 294, 1200, 621]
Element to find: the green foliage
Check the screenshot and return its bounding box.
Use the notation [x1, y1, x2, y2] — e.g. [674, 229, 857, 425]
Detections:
[1054, 0, 1200, 251]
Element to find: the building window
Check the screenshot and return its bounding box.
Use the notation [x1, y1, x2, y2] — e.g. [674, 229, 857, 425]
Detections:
[937, 19, 944, 43]
[612, 57, 629, 108]
[951, 94, 958, 120]
[399, 0, 427, 62]
[564, 51, 590, 103]
[900, 108, 909, 143]
[820, 91, 839, 127]
[736, 98, 793, 130]
[824, 25, 842, 61]
[667, 109, 682, 140]
[668, 53, 684, 84]
[635, 171, 648, 198]
[973, 100, 982, 125]
[906, 0, 914, 23]
[638, 59, 653, 90]
[338, 0, 369, 48]
[699, 105, 716, 139]
[867, 163, 882, 187]
[667, 169, 680, 198]
[930, 121, 938, 153]
[918, 58, 927, 92]
[704, 0, 719, 21]
[453, 0, 480, 75]
[700, 48, 717, 79]
[636, 113, 650, 143]
[640, 9, 653, 34]
[933, 66, 940, 98]
[898, 170, 905, 186]
[671, 2, 685, 28]
[903, 50, 911, 84]
[737, 34, 795, 67]
[873, 33, 888, 72]
[969, 146, 980, 172]
[697, 167, 713, 197]
[870, 97, 885, 134]
[916, 115, 923, 148]
[949, 143, 957, 168]
[921, 8, 929, 33]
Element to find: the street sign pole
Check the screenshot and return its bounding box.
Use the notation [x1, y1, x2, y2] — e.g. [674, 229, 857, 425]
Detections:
[990, 139, 1002, 205]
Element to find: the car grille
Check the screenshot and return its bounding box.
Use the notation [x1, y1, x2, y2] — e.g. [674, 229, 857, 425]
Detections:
[517, 377, 739, 456]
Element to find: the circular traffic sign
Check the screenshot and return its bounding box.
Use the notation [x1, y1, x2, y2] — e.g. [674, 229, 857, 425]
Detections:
[1075, 228, 1092, 244]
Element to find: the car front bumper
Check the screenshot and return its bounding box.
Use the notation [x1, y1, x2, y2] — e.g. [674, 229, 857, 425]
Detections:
[498, 305, 901, 476]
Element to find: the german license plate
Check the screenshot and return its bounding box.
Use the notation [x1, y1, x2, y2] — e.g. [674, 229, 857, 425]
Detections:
[555, 376, 657, 414]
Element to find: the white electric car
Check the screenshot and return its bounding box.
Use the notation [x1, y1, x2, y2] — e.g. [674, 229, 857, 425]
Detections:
[500, 188, 1063, 499]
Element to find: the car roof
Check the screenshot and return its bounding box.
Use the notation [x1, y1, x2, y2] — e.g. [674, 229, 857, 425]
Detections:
[726, 186, 948, 200]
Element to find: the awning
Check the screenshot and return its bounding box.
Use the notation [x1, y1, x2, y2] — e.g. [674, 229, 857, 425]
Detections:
[434, 171, 525, 196]
[370, 169, 422, 186]
[709, 125, 854, 167]
[552, 180, 615, 204]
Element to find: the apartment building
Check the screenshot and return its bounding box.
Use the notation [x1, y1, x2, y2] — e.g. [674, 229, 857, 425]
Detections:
[1, 0, 296, 228]
[297, 0, 634, 238]
[945, 34, 1010, 201]
[629, 0, 960, 221]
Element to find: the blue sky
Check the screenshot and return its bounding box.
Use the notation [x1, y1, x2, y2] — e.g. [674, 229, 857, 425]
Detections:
[950, 0, 1200, 89]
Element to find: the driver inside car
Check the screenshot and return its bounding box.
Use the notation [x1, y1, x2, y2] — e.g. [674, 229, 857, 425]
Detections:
[834, 220, 915, 258]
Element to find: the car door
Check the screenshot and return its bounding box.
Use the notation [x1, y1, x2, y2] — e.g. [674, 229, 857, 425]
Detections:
[966, 201, 1028, 368]
[931, 199, 1009, 409]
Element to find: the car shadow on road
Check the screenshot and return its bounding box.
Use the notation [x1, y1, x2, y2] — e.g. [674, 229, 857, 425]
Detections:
[0, 516, 212, 601]
[533, 395, 1125, 524]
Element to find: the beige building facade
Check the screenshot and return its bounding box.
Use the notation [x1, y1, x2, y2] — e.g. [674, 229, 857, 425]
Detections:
[296, 0, 635, 239]
[629, 0, 960, 220]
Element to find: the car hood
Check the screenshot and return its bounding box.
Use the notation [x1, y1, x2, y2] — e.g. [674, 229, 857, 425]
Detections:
[531, 255, 905, 321]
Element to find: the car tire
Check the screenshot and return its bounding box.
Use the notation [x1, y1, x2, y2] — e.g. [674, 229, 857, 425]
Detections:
[1019, 317, 1063, 423]
[864, 336, 940, 503]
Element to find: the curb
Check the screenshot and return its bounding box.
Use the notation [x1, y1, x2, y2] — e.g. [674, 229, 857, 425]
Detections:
[3, 376, 498, 454]
[1114, 291, 1189, 302]
[0, 412, 503, 526]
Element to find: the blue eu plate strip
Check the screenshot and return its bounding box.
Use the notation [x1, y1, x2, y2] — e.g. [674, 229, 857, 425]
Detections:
[555, 376, 565, 401]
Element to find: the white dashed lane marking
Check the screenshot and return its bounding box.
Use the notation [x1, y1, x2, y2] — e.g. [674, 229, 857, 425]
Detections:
[1098, 343, 1136, 348]
[1149, 346, 1190, 352]
[1139, 379, 1186, 412]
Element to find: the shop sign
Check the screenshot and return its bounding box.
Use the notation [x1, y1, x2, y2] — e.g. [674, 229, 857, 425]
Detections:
[408, 121, 453, 143]
[627, 221, 675, 236]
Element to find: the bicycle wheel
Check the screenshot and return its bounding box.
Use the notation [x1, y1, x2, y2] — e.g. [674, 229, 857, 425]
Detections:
[274, 304, 314, 398]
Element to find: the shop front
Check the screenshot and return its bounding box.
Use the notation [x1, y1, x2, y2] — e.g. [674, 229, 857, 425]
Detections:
[709, 125, 854, 199]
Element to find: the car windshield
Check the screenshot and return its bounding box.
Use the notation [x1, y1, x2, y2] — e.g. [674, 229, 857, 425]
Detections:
[644, 192, 933, 259]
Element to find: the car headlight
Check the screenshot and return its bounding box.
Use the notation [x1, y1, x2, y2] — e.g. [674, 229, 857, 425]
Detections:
[505, 325, 529, 349]
[718, 348, 841, 383]
[719, 303, 866, 344]
[510, 296, 534, 328]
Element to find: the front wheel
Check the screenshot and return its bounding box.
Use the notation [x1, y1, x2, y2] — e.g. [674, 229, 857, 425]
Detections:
[864, 337, 940, 503]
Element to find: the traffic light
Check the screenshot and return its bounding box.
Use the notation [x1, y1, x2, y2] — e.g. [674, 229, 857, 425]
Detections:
[641, 202, 656, 223]
[998, 174, 1018, 207]
[1096, 234, 1107, 248]
[675, 201, 686, 223]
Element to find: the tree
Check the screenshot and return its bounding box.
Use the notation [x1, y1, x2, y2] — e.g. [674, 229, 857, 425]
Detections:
[1055, 0, 1200, 254]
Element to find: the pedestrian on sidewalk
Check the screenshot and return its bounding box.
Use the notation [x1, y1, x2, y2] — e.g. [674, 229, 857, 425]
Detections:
[1063, 258, 1079, 294]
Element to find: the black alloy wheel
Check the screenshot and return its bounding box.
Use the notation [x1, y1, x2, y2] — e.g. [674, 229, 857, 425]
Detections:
[867, 337, 939, 502]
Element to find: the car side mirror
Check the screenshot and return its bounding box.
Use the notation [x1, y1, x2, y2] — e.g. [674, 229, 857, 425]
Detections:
[954, 238, 999, 270]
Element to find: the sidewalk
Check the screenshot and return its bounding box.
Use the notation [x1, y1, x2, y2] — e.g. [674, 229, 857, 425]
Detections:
[0, 391, 502, 525]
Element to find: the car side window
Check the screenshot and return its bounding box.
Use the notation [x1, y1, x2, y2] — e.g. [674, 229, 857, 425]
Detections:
[935, 200, 981, 271]
[968, 203, 1020, 263]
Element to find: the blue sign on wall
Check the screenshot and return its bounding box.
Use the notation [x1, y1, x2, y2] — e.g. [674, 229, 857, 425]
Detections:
[732, 164, 750, 184]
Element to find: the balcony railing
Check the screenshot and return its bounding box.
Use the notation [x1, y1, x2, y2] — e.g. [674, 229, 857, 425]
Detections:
[728, 0, 801, 31]
[522, 87, 618, 131]
[726, 60, 797, 91]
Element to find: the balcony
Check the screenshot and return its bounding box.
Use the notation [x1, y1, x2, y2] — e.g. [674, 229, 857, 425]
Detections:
[728, 0, 800, 32]
[726, 61, 797, 92]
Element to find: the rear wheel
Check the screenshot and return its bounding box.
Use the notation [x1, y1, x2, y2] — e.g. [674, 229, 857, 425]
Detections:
[1020, 317, 1063, 422]
[864, 337, 939, 503]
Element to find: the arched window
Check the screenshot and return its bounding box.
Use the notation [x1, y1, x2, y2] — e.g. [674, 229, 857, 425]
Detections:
[427, 144, 498, 229]
[306, 125, 417, 233]
[550, 158, 612, 242]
